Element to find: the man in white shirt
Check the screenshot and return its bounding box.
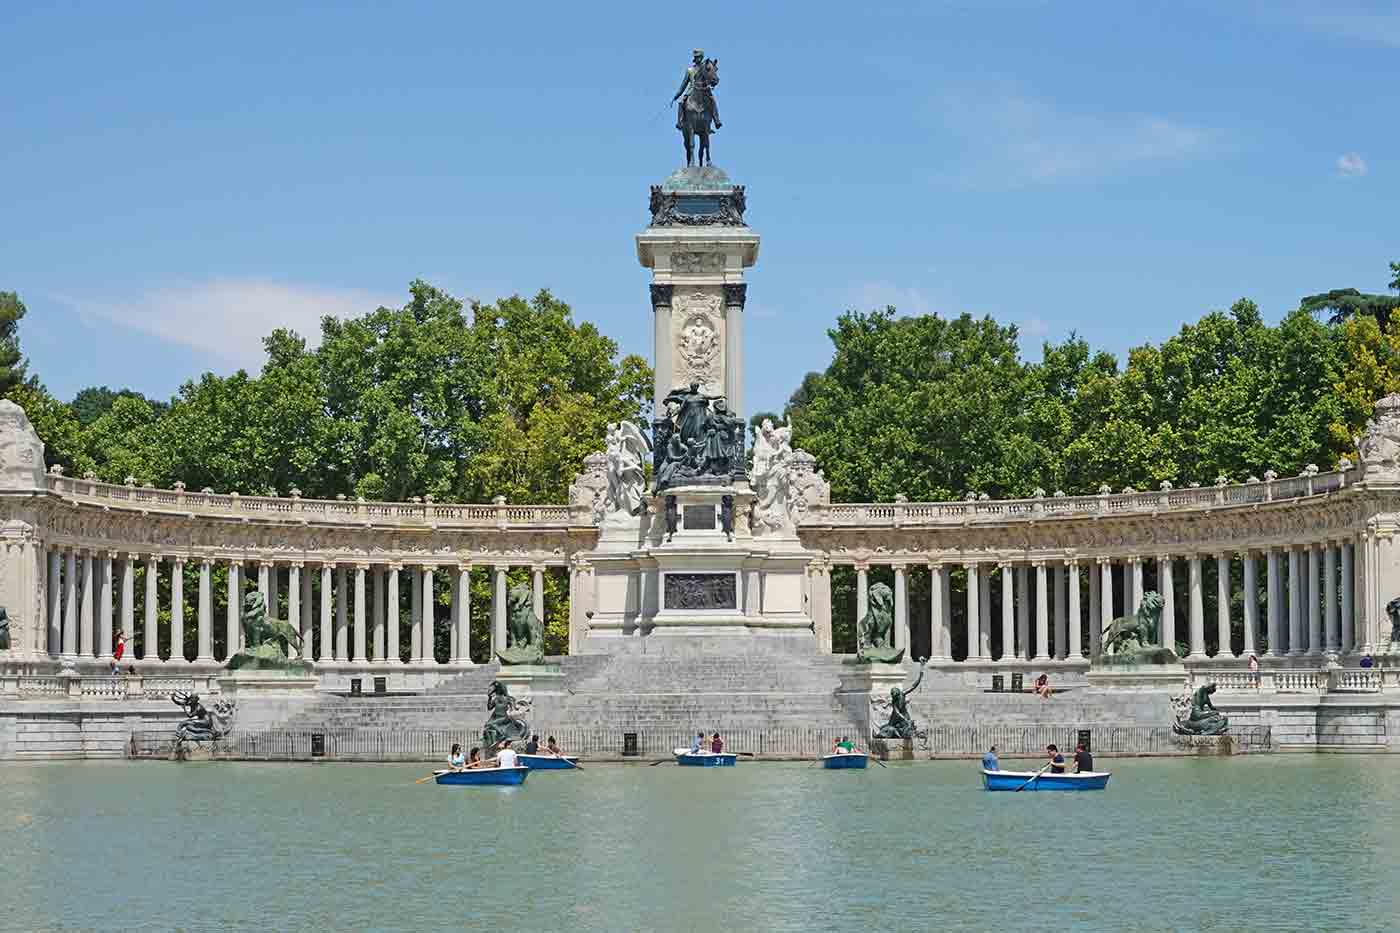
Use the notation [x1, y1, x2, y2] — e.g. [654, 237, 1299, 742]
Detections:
[495, 741, 519, 769]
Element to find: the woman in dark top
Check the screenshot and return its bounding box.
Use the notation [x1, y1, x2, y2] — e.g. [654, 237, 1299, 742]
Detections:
[711, 732, 723, 754]
[1073, 743, 1094, 773]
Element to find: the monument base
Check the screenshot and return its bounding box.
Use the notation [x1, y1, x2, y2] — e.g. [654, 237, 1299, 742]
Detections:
[1086, 663, 1188, 691]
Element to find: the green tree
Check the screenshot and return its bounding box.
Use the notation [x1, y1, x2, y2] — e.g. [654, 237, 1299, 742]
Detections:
[71, 386, 167, 426]
[0, 292, 29, 395]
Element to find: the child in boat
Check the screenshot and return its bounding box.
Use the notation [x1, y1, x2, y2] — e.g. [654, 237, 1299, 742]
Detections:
[449, 743, 466, 770]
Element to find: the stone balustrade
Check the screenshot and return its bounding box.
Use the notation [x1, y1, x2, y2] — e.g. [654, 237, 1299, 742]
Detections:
[1, 672, 223, 700]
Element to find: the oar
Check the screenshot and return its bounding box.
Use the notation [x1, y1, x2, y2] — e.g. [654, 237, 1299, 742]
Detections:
[870, 754, 887, 769]
[415, 769, 448, 784]
[1014, 762, 1053, 792]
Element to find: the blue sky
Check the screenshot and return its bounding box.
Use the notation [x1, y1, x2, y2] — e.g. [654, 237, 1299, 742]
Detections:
[4, 1, 1397, 417]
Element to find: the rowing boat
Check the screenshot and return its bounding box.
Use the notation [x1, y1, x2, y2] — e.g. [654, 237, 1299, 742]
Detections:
[981, 769, 1111, 791]
[673, 748, 737, 767]
[518, 754, 579, 770]
[822, 752, 868, 770]
[433, 766, 530, 786]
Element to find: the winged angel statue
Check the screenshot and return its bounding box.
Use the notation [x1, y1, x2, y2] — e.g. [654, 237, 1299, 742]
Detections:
[605, 422, 651, 516]
[751, 418, 794, 530]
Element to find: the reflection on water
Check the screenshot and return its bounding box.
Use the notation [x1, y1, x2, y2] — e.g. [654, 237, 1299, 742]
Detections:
[4, 756, 1398, 932]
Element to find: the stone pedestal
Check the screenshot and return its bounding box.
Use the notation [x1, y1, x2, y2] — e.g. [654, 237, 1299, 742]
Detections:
[217, 669, 320, 730]
[495, 664, 566, 698]
[1085, 663, 1188, 691]
[836, 661, 913, 735]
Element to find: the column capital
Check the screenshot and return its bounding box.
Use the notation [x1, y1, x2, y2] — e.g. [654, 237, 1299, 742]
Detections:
[852, 560, 870, 571]
[1094, 555, 1112, 566]
[288, 560, 304, 570]
[649, 283, 673, 308]
[722, 283, 748, 309]
[171, 555, 186, 567]
[143, 553, 159, 565]
[1066, 558, 1081, 570]
[892, 564, 907, 576]
[387, 563, 403, 572]
[125, 551, 140, 563]
[321, 560, 338, 570]
[492, 563, 510, 573]
[354, 562, 370, 572]
[996, 561, 1012, 571]
[530, 563, 546, 573]
[457, 562, 474, 573]
[1032, 558, 1047, 568]
[258, 559, 275, 568]
[199, 556, 215, 568]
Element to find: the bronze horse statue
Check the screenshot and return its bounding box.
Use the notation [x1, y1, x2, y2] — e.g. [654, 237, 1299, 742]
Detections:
[678, 58, 719, 168]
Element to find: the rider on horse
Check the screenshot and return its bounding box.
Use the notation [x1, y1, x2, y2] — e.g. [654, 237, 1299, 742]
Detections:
[673, 48, 720, 132]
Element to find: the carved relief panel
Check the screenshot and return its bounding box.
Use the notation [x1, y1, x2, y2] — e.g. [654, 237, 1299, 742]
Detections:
[671, 287, 726, 396]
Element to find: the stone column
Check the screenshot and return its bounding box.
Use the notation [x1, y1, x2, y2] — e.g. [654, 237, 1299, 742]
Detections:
[1088, 560, 1101, 657]
[419, 566, 435, 663]
[855, 564, 869, 625]
[978, 569, 991, 659]
[453, 565, 473, 664]
[354, 565, 368, 662]
[1131, 558, 1144, 615]
[1099, 558, 1114, 652]
[650, 284, 673, 413]
[387, 565, 401, 663]
[966, 562, 981, 660]
[319, 564, 334, 662]
[62, 549, 78, 658]
[1015, 564, 1030, 660]
[119, 553, 135, 644]
[143, 554, 159, 661]
[929, 562, 948, 662]
[1287, 548, 1303, 657]
[1266, 549, 1283, 657]
[299, 564, 314, 658]
[492, 566, 508, 658]
[893, 565, 908, 654]
[723, 283, 747, 417]
[257, 562, 271, 613]
[80, 551, 95, 657]
[409, 566, 422, 660]
[1158, 556, 1175, 655]
[1307, 545, 1322, 656]
[197, 559, 214, 662]
[999, 564, 1014, 662]
[1341, 541, 1355, 653]
[1034, 561, 1048, 659]
[226, 562, 242, 660]
[1067, 560, 1082, 658]
[1054, 562, 1068, 660]
[46, 548, 61, 656]
[940, 566, 952, 659]
[532, 565, 546, 628]
[98, 553, 114, 660]
[169, 558, 184, 663]
[336, 565, 349, 662]
[1241, 552, 1257, 657]
[1187, 555, 1206, 660]
[1324, 544, 1340, 653]
[286, 563, 301, 660]
[373, 568, 385, 662]
[1215, 554, 1232, 657]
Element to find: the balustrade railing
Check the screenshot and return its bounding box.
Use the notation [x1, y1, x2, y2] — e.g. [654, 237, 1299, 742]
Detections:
[1, 673, 221, 699]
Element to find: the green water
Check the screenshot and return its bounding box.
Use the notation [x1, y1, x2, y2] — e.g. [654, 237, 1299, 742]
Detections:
[3, 756, 1397, 932]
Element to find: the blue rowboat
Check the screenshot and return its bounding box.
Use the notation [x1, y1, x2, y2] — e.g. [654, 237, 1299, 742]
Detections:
[822, 752, 869, 770]
[434, 766, 530, 786]
[673, 748, 737, 767]
[981, 769, 1110, 792]
[518, 754, 579, 770]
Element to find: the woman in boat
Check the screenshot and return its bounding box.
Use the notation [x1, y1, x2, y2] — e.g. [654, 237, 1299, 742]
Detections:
[546, 736, 562, 756]
[465, 746, 483, 769]
[449, 743, 466, 771]
[710, 732, 723, 754]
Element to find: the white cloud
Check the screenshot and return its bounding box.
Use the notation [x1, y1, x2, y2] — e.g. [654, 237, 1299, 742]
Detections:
[1278, 5, 1400, 48]
[936, 88, 1223, 187]
[849, 282, 935, 316]
[1336, 152, 1368, 177]
[1019, 317, 1051, 339]
[58, 280, 399, 369]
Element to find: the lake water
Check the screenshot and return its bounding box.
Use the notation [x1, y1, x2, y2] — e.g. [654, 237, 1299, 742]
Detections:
[4, 756, 1397, 932]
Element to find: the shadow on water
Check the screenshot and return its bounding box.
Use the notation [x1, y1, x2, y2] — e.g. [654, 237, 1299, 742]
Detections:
[3, 756, 1398, 932]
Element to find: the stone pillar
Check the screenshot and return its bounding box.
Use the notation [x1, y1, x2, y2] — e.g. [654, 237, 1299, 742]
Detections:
[1016, 564, 1030, 660]
[284, 563, 300, 660]
[169, 558, 184, 663]
[387, 566, 401, 663]
[97, 553, 114, 660]
[453, 565, 473, 664]
[810, 560, 832, 655]
[929, 562, 948, 662]
[1054, 562, 1068, 660]
[319, 564, 334, 662]
[532, 565, 545, 628]
[409, 566, 421, 660]
[373, 568, 385, 662]
[299, 562, 314, 658]
[80, 551, 95, 657]
[1087, 560, 1101, 657]
[1307, 545, 1322, 656]
[492, 566, 508, 657]
[197, 559, 214, 662]
[1099, 558, 1114, 651]
[226, 562, 241, 660]
[745, 567, 762, 618]
[1241, 552, 1257, 657]
[61, 550, 78, 659]
[1325, 545, 1340, 653]
[1034, 561, 1048, 659]
[1341, 542, 1355, 653]
[336, 565, 349, 662]
[257, 562, 271, 613]
[353, 565, 367, 662]
[1067, 560, 1082, 658]
[966, 562, 981, 660]
[143, 554, 159, 661]
[855, 564, 869, 625]
[940, 566, 952, 659]
[419, 566, 434, 663]
[46, 548, 61, 656]
[1266, 549, 1283, 657]
[1215, 553, 1231, 657]
[723, 283, 746, 418]
[893, 565, 908, 654]
[1131, 558, 1144, 615]
[999, 564, 1014, 662]
[1187, 555, 1206, 660]
[1287, 548, 1303, 657]
[119, 553, 135, 645]
[1158, 556, 1175, 655]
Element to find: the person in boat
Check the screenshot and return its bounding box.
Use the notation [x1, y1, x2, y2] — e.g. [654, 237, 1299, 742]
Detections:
[465, 746, 483, 769]
[1073, 743, 1093, 774]
[982, 745, 999, 771]
[449, 743, 467, 770]
[1034, 672, 1053, 699]
[546, 736, 562, 756]
[490, 740, 519, 770]
[711, 732, 723, 754]
[690, 732, 705, 755]
[1045, 744, 1066, 774]
[525, 734, 540, 754]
